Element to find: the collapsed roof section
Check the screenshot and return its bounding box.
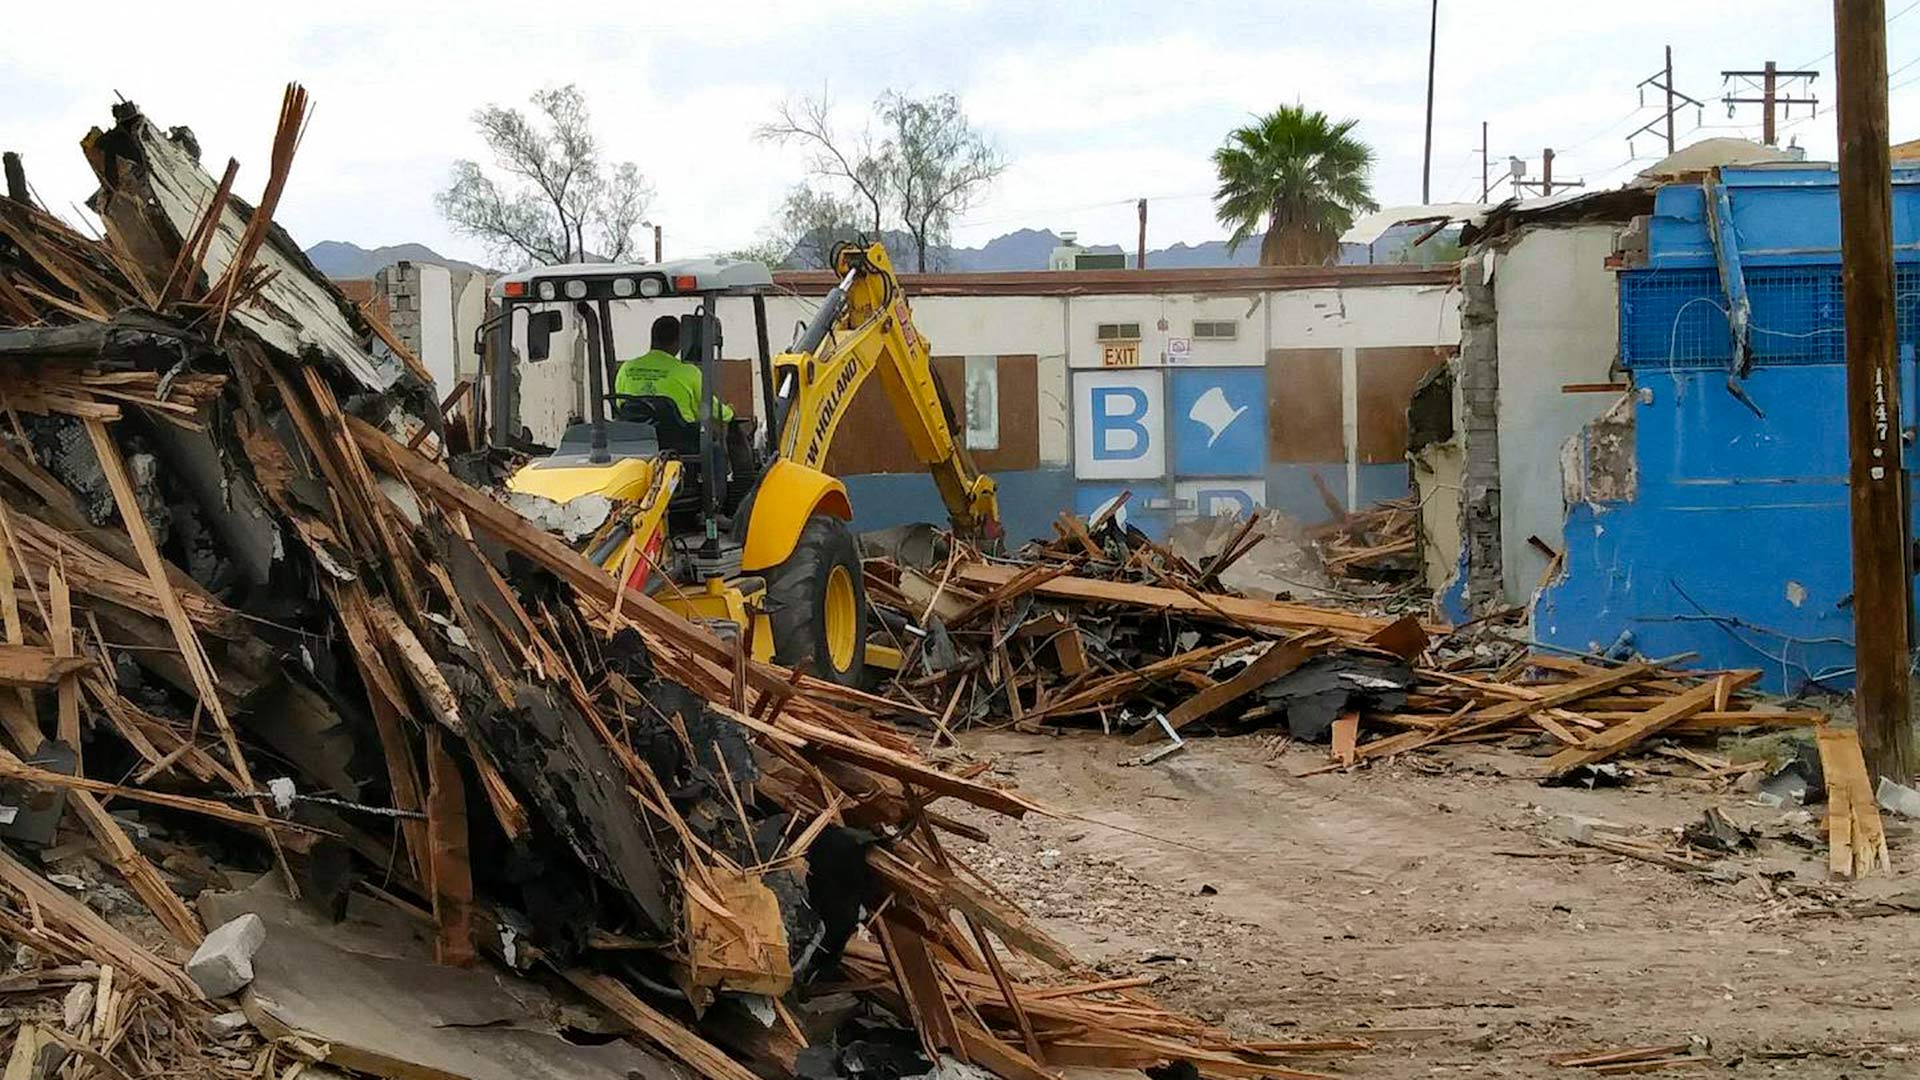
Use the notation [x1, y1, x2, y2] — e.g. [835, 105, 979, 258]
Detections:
[85, 101, 407, 392]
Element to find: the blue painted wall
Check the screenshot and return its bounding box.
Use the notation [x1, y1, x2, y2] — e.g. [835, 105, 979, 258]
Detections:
[844, 468, 1074, 546]
[1536, 165, 1920, 692]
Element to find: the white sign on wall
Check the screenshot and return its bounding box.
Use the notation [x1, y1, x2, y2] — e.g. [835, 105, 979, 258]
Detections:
[1172, 479, 1265, 523]
[1073, 369, 1165, 480]
[1166, 336, 1192, 362]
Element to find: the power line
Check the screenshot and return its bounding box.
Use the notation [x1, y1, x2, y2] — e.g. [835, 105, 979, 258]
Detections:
[1793, 0, 1920, 70]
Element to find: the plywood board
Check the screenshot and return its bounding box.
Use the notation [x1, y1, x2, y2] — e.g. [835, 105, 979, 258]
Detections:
[1265, 348, 1345, 463]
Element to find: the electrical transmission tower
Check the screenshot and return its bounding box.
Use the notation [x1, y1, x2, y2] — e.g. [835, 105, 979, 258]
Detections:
[1721, 62, 1819, 145]
[1630, 45, 1704, 156]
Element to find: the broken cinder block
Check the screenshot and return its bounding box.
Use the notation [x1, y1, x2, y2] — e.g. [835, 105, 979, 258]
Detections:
[202, 1010, 250, 1039]
[186, 914, 265, 998]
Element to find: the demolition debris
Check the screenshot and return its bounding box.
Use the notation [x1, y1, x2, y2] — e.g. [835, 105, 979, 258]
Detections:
[862, 503, 1885, 877]
[0, 89, 1353, 1080]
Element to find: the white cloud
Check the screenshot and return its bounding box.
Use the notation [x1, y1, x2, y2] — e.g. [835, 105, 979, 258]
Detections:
[6, 0, 1907, 265]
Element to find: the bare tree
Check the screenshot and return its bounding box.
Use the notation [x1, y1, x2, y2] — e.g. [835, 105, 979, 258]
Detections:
[758, 90, 1005, 270]
[758, 94, 891, 235]
[436, 85, 652, 267]
[879, 92, 1005, 272]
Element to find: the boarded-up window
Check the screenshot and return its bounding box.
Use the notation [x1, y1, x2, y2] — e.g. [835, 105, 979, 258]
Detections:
[1266, 348, 1345, 463]
[1355, 346, 1450, 463]
[822, 354, 1039, 476]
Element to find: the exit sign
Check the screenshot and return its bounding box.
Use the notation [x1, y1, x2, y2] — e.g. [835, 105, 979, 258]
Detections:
[1102, 342, 1140, 368]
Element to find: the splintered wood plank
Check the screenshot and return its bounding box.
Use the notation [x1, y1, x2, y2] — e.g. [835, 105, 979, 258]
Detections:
[685, 866, 792, 996]
[0, 845, 198, 1000]
[0, 645, 89, 688]
[952, 562, 1411, 638]
[1052, 628, 1089, 676]
[82, 419, 290, 888]
[66, 792, 202, 948]
[1476, 662, 1660, 724]
[1549, 1043, 1693, 1067]
[1542, 683, 1719, 778]
[1130, 634, 1329, 744]
[48, 569, 78, 761]
[563, 968, 762, 1080]
[1330, 712, 1359, 766]
[877, 915, 963, 1062]
[424, 728, 475, 967]
[1816, 726, 1890, 879]
[369, 599, 466, 736]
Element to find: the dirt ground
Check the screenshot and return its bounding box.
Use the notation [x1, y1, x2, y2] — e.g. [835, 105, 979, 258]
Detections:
[945, 729, 1920, 1079]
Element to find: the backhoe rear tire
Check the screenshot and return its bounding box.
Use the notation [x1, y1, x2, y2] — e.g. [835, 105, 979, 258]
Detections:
[766, 515, 867, 686]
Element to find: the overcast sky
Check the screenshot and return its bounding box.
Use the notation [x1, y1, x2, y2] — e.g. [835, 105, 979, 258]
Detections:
[8, 1, 1920, 267]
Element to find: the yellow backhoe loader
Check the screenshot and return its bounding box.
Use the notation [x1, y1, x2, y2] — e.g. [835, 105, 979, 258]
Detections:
[486, 241, 1000, 684]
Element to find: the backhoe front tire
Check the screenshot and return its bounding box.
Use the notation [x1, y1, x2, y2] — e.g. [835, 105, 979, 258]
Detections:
[766, 516, 867, 686]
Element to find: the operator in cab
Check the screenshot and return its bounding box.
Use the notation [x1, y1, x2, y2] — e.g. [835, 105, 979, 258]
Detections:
[616, 314, 753, 496]
[615, 315, 734, 425]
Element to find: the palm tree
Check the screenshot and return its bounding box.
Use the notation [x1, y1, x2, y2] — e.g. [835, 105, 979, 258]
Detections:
[1212, 106, 1379, 266]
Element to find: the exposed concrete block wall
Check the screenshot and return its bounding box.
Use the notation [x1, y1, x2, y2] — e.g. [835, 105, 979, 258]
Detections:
[375, 261, 459, 398]
[1458, 254, 1503, 611]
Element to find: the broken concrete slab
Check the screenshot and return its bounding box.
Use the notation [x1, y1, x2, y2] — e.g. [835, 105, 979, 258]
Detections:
[185, 913, 264, 997]
[1876, 776, 1920, 820]
[204, 888, 678, 1080]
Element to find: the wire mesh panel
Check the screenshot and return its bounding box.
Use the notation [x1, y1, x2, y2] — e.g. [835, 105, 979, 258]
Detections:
[1622, 264, 1920, 371]
[1620, 269, 1725, 370]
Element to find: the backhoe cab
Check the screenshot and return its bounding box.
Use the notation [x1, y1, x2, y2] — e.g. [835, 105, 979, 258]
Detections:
[486, 242, 1000, 686]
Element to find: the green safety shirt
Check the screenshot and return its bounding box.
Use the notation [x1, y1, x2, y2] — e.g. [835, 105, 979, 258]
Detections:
[613, 349, 735, 423]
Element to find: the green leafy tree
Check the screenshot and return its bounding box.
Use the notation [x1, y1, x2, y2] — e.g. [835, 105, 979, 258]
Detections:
[1212, 106, 1378, 266]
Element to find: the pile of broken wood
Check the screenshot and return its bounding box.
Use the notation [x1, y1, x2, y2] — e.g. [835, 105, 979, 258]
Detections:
[867, 508, 1833, 779]
[1304, 482, 1418, 581]
[868, 512, 1891, 881]
[0, 90, 1362, 1080]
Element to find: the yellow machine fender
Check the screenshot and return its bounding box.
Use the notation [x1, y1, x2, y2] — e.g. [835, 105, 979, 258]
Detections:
[741, 459, 853, 572]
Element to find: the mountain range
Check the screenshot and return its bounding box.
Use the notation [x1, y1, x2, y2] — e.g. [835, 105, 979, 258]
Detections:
[306, 241, 488, 279]
[306, 229, 1258, 278]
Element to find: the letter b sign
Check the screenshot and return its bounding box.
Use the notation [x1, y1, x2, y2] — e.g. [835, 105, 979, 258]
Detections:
[1075, 370, 1165, 479]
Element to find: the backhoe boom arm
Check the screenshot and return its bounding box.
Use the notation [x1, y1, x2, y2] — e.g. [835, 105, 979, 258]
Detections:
[771, 243, 1002, 544]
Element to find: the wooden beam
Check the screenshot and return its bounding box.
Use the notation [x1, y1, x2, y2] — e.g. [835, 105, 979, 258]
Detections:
[1129, 634, 1328, 744]
[82, 419, 291, 887]
[424, 728, 475, 967]
[954, 562, 1429, 639]
[562, 968, 763, 1080]
[1542, 682, 1718, 777]
[0, 644, 90, 687]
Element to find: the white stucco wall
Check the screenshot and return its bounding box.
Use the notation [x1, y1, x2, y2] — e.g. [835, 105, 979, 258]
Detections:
[504, 278, 1461, 494]
[415, 263, 457, 398]
[451, 271, 487, 381]
[1491, 225, 1622, 604]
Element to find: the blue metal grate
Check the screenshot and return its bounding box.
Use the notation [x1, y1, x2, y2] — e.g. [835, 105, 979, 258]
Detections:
[1622, 264, 1920, 370]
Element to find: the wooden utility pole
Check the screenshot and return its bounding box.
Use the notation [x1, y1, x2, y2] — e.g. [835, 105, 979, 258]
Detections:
[1511, 149, 1582, 198]
[1664, 46, 1676, 155]
[1421, 0, 1438, 203]
[1136, 198, 1148, 269]
[1834, 0, 1916, 783]
[1721, 61, 1820, 146]
[1480, 121, 1490, 202]
[1632, 46, 1703, 156]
